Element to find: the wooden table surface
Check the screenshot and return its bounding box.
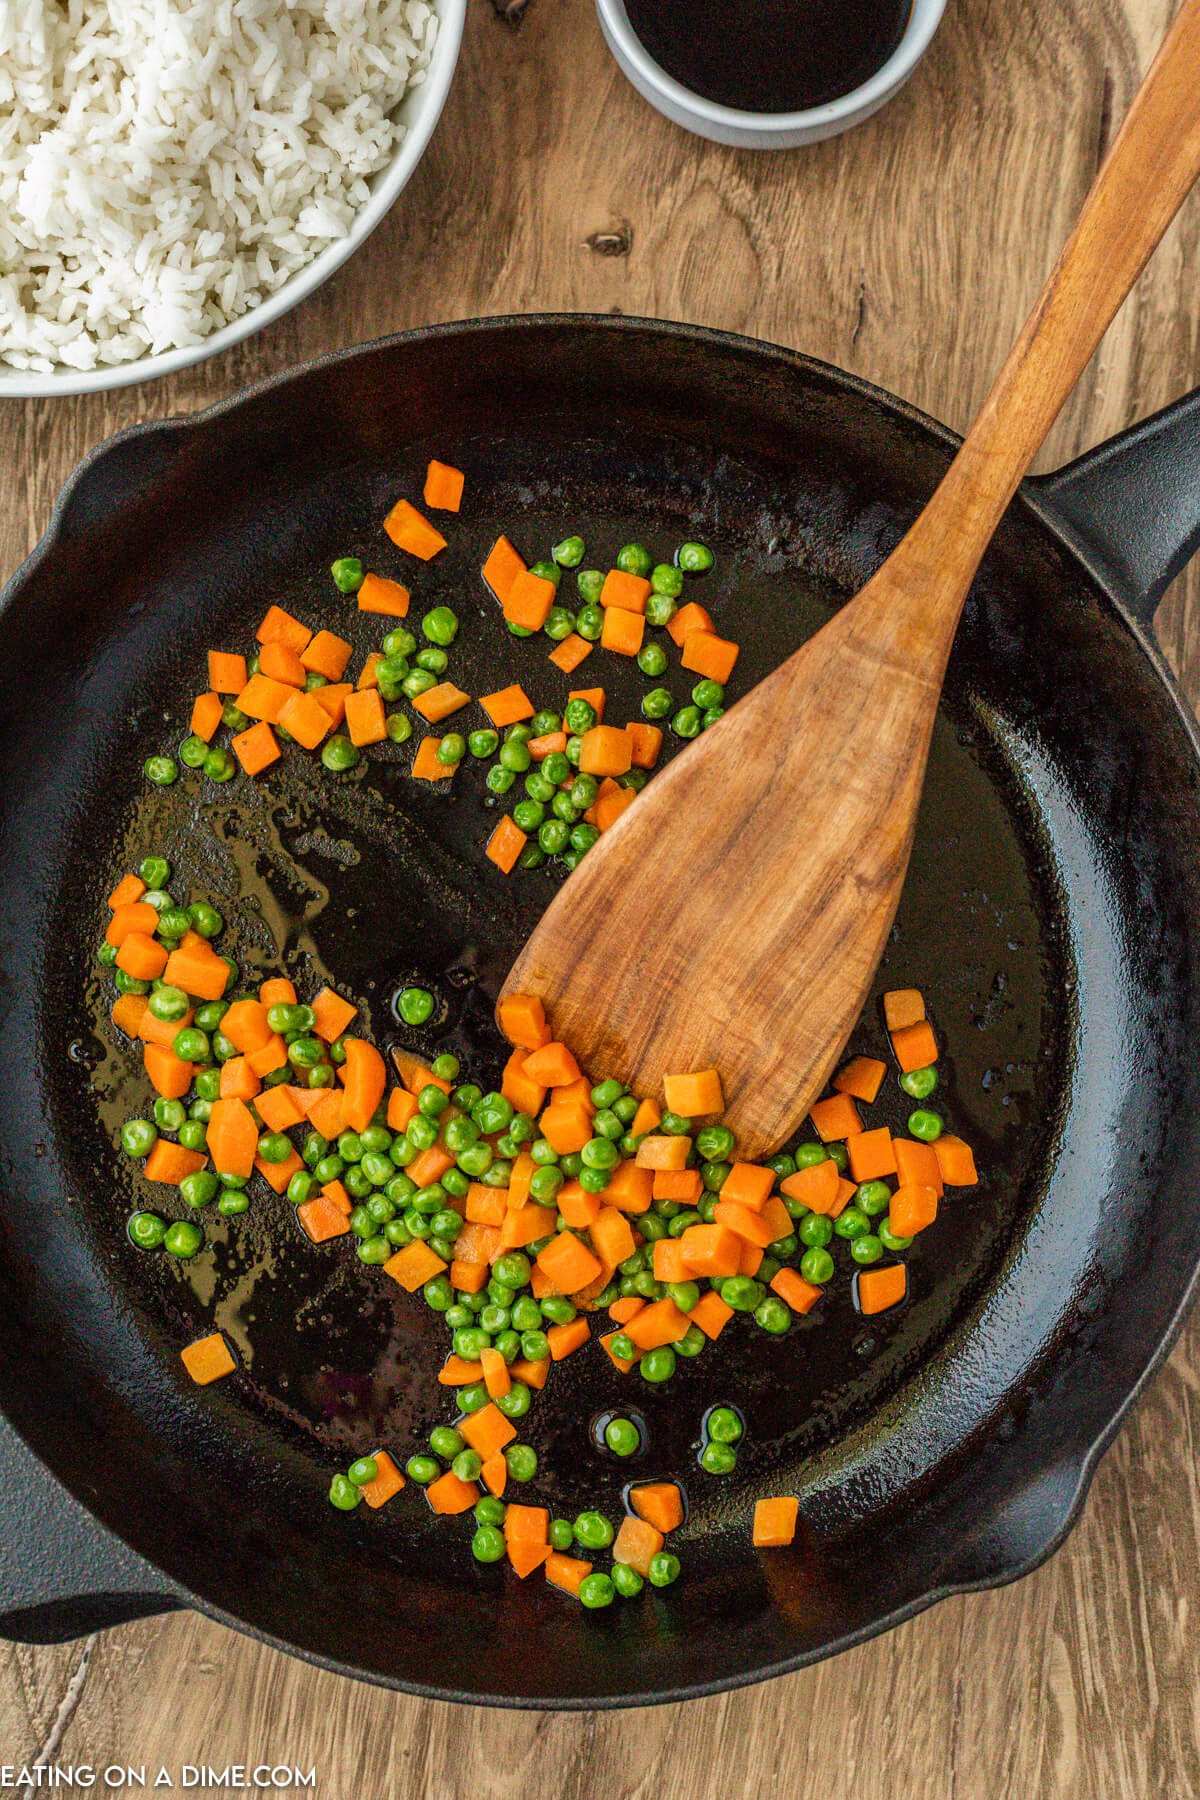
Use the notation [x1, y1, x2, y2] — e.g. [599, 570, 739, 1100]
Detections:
[3, 0, 1200, 1793]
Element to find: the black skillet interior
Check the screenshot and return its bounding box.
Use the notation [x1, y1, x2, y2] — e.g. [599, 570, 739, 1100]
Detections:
[2, 319, 1200, 1703]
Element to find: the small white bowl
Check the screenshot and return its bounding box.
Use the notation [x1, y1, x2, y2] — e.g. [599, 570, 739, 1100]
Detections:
[595, 0, 947, 149]
[0, 0, 466, 400]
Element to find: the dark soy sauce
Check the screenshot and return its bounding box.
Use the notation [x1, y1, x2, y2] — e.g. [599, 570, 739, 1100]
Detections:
[624, 0, 913, 113]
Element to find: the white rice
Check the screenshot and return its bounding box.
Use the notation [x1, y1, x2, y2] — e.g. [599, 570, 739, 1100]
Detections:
[0, 0, 438, 372]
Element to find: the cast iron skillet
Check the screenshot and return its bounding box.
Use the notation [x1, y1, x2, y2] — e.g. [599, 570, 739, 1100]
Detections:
[1, 318, 1200, 1707]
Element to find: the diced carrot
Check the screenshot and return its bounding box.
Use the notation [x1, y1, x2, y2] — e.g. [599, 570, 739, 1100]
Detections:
[189, 692, 223, 743]
[408, 1145, 454, 1189]
[231, 720, 281, 776]
[311, 986, 357, 1042]
[258, 639, 306, 686]
[343, 688, 387, 748]
[360, 1451, 405, 1508]
[412, 682, 470, 725]
[207, 650, 248, 694]
[555, 1076, 595, 1112]
[738, 1239, 764, 1276]
[180, 1333, 236, 1386]
[504, 1501, 549, 1543]
[858, 1263, 908, 1314]
[301, 630, 353, 681]
[558, 1182, 602, 1230]
[162, 945, 228, 1002]
[771, 1267, 824, 1314]
[459, 1403, 516, 1461]
[383, 498, 446, 560]
[480, 1346, 512, 1399]
[652, 1169, 702, 1204]
[248, 1040, 289, 1084]
[321, 1180, 352, 1216]
[894, 1138, 943, 1195]
[613, 1514, 663, 1576]
[426, 1471, 478, 1515]
[144, 1140, 207, 1185]
[259, 977, 297, 1007]
[510, 1355, 550, 1389]
[626, 722, 663, 769]
[833, 1056, 888, 1103]
[720, 1162, 775, 1212]
[547, 1317, 590, 1358]
[481, 1452, 508, 1497]
[677, 1222, 741, 1278]
[297, 1194, 351, 1242]
[106, 873, 146, 910]
[313, 682, 352, 726]
[387, 1087, 419, 1132]
[111, 992, 149, 1037]
[536, 1232, 602, 1295]
[545, 1552, 593, 1597]
[662, 1068, 724, 1116]
[847, 1126, 897, 1184]
[501, 1048, 547, 1117]
[235, 673, 294, 725]
[595, 786, 636, 833]
[256, 606, 311, 654]
[117, 933, 167, 980]
[219, 1056, 261, 1102]
[633, 1134, 689, 1173]
[652, 1237, 691, 1284]
[780, 1158, 839, 1214]
[889, 1183, 939, 1237]
[411, 736, 454, 781]
[508, 1539, 552, 1580]
[503, 569, 556, 631]
[306, 1089, 347, 1139]
[631, 1097, 662, 1135]
[753, 1497, 799, 1547]
[523, 1041, 581, 1087]
[341, 1038, 386, 1132]
[891, 1020, 938, 1072]
[666, 601, 714, 647]
[466, 1183, 507, 1227]
[548, 633, 592, 674]
[486, 816, 528, 875]
[497, 992, 550, 1051]
[600, 1330, 638, 1372]
[143, 1041, 191, 1099]
[355, 572, 411, 618]
[883, 988, 925, 1032]
[509, 1152, 535, 1208]
[106, 900, 158, 946]
[393, 1050, 452, 1096]
[528, 730, 568, 761]
[681, 631, 738, 684]
[452, 1220, 501, 1266]
[603, 1160, 653, 1214]
[809, 1093, 863, 1141]
[599, 605, 644, 656]
[624, 1297, 691, 1349]
[479, 683, 535, 728]
[438, 1356, 484, 1385]
[760, 1195, 793, 1243]
[933, 1134, 978, 1186]
[208, 1097, 259, 1177]
[423, 459, 465, 512]
[595, 568, 648, 612]
[357, 653, 382, 690]
[630, 1483, 683, 1534]
[383, 1240, 447, 1290]
[714, 1200, 775, 1248]
[137, 1008, 194, 1053]
[276, 689, 331, 751]
[481, 535, 526, 604]
[221, 998, 271, 1052]
[609, 1296, 645, 1325]
[689, 1288, 734, 1338]
[590, 1207, 636, 1267]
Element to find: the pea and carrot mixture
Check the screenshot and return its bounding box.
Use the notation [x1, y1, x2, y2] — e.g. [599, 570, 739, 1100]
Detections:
[103, 454, 984, 1594]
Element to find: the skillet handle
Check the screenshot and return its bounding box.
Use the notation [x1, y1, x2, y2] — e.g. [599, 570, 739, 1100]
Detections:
[0, 1415, 181, 1643]
[1028, 387, 1200, 627]
[926, 1455, 1088, 1594]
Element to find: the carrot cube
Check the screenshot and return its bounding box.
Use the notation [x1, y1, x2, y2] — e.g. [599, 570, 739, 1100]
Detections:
[117, 933, 167, 981]
[603, 1160, 654, 1214]
[933, 1134, 978, 1186]
[219, 1057, 260, 1102]
[313, 682, 352, 727]
[891, 1020, 938, 1072]
[599, 605, 644, 656]
[858, 1263, 908, 1314]
[343, 688, 387, 747]
[411, 736, 454, 781]
[208, 650, 248, 694]
[780, 1157, 840, 1215]
[771, 1267, 824, 1315]
[357, 653, 381, 689]
[652, 1237, 691, 1284]
[144, 1140, 207, 1185]
[635, 1134, 692, 1171]
[629, 1482, 683, 1533]
[681, 631, 739, 684]
[235, 673, 294, 725]
[255, 1149, 302, 1195]
[481, 536, 526, 605]
[459, 1403, 517, 1461]
[451, 1259, 489, 1293]
[277, 689, 332, 751]
[383, 498, 446, 561]
[356, 572, 411, 618]
[426, 1471, 478, 1514]
[231, 720, 281, 776]
[297, 1194, 351, 1242]
[387, 1087, 419, 1131]
[501, 1048, 548, 1117]
[106, 900, 158, 946]
[713, 1200, 775, 1248]
[719, 1162, 775, 1212]
[662, 1068, 724, 1116]
[667, 601, 714, 647]
[545, 1552, 593, 1597]
[595, 786, 636, 832]
[301, 630, 353, 681]
[143, 1042, 190, 1098]
[847, 1126, 897, 1184]
[889, 1183, 939, 1237]
[479, 684, 535, 728]
[361, 1451, 405, 1508]
[522, 1040, 581, 1087]
[258, 639, 306, 687]
[537, 1101, 592, 1155]
[833, 1056, 888, 1103]
[548, 633, 592, 674]
[809, 1093, 863, 1141]
[883, 988, 925, 1032]
[497, 992, 550, 1051]
[626, 722, 663, 769]
[689, 1289, 734, 1338]
[180, 1333, 236, 1386]
[189, 692, 223, 743]
[652, 1168, 702, 1205]
[528, 730, 568, 762]
[412, 682, 470, 724]
[480, 1345, 512, 1399]
[753, 1496, 799, 1547]
[503, 570, 556, 631]
[578, 725, 632, 778]
[508, 1540, 552, 1580]
[893, 1137, 943, 1195]
[423, 459, 465, 512]
[677, 1223, 741, 1278]
[256, 606, 312, 654]
[536, 1232, 602, 1295]
[600, 569, 651, 613]
[384, 1241, 448, 1290]
[624, 1298, 691, 1349]
[613, 1514, 663, 1576]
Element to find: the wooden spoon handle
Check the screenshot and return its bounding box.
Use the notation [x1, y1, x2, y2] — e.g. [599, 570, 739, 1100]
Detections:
[882, 0, 1200, 652]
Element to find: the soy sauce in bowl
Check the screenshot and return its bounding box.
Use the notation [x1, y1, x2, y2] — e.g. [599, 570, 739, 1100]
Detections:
[622, 0, 914, 113]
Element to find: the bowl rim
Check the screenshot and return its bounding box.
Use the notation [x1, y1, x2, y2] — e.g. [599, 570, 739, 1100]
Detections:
[593, 0, 948, 138]
[0, 0, 467, 401]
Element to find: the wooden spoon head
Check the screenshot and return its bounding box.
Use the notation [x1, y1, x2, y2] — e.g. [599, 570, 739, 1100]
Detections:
[501, 592, 941, 1158]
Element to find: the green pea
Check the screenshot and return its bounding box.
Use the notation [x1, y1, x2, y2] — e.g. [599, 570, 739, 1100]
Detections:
[127, 1211, 167, 1250]
[908, 1108, 944, 1142]
[706, 1405, 743, 1444]
[331, 556, 364, 593]
[900, 1064, 938, 1100]
[422, 605, 459, 646]
[499, 739, 532, 773]
[179, 734, 208, 769]
[855, 1180, 892, 1217]
[615, 542, 651, 576]
[464, 728, 498, 762]
[552, 535, 586, 567]
[383, 626, 417, 658]
[676, 541, 713, 573]
[676, 1323, 706, 1358]
[642, 687, 674, 720]
[471, 1524, 506, 1563]
[798, 1213, 833, 1249]
[139, 855, 171, 889]
[828, 1143, 849, 1173]
[203, 747, 234, 783]
[144, 755, 178, 786]
[579, 1572, 615, 1609]
[671, 704, 703, 739]
[700, 1441, 736, 1475]
[437, 733, 466, 766]
[495, 1381, 531, 1420]
[612, 1562, 644, 1598]
[474, 1495, 507, 1527]
[574, 1510, 614, 1550]
[256, 1131, 291, 1165]
[562, 697, 597, 735]
[640, 1346, 677, 1383]
[694, 1125, 735, 1162]
[576, 568, 605, 604]
[541, 1295, 577, 1325]
[397, 986, 435, 1026]
[120, 1118, 158, 1158]
[543, 606, 577, 642]
[329, 1473, 361, 1511]
[163, 1220, 203, 1259]
[721, 1275, 764, 1313]
[637, 642, 668, 677]
[645, 593, 677, 628]
[152, 1098, 186, 1134]
[321, 734, 360, 773]
[180, 1170, 219, 1209]
[187, 901, 223, 939]
[800, 1246, 835, 1284]
[604, 1416, 640, 1457]
[576, 603, 604, 641]
[218, 1187, 249, 1217]
[650, 562, 684, 597]
[851, 1233, 884, 1265]
[505, 1443, 537, 1482]
[512, 799, 544, 833]
[406, 1454, 441, 1485]
[834, 1206, 871, 1241]
[450, 1448, 482, 1483]
[755, 1295, 791, 1334]
[524, 770, 555, 804]
[346, 1455, 379, 1488]
[385, 713, 413, 745]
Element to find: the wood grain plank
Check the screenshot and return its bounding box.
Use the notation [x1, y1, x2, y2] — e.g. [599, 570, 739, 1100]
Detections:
[1, 0, 1199, 1788]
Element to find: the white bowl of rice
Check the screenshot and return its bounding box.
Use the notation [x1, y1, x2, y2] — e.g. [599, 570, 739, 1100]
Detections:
[0, 0, 466, 397]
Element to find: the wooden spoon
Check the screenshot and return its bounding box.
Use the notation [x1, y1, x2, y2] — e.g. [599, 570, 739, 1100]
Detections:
[502, 0, 1200, 1158]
